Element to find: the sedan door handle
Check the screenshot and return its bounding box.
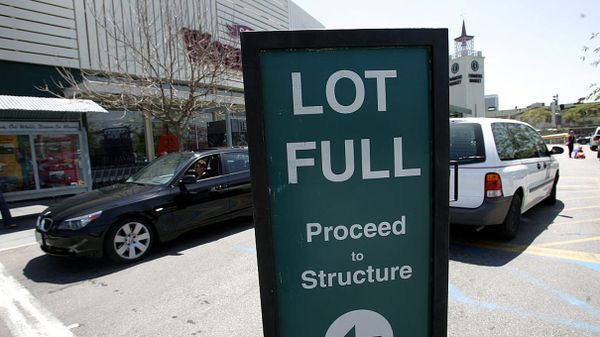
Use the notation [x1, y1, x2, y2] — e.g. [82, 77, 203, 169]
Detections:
[211, 184, 228, 192]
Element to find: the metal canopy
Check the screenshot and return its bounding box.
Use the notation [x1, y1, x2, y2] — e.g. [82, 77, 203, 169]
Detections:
[0, 95, 107, 113]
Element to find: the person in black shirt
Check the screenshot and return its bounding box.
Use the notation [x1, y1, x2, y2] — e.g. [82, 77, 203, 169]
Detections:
[566, 130, 575, 158]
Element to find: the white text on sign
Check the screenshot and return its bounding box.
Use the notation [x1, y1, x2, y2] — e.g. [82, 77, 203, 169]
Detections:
[286, 138, 421, 184]
[286, 69, 422, 184]
[292, 70, 397, 114]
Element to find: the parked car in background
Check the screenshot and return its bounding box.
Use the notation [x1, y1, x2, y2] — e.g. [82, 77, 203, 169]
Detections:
[589, 126, 600, 151]
[576, 135, 591, 145]
[35, 149, 252, 263]
[450, 118, 563, 239]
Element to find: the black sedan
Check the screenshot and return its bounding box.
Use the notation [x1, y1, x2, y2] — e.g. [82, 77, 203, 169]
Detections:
[35, 149, 252, 263]
[577, 135, 591, 144]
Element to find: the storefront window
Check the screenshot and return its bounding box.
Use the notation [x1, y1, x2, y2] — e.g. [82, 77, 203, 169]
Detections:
[153, 112, 213, 154]
[207, 115, 247, 147]
[86, 111, 147, 167]
[0, 135, 35, 193]
[35, 134, 83, 188]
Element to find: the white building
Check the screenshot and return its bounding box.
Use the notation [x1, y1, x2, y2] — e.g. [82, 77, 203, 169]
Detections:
[485, 94, 499, 112]
[449, 21, 485, 117]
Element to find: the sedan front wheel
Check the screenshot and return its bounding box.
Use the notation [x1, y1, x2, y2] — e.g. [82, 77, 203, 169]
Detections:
[105, 219, 154, 263]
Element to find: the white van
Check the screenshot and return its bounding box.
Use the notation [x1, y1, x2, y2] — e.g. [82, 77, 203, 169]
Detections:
[449, 118, 563, 239]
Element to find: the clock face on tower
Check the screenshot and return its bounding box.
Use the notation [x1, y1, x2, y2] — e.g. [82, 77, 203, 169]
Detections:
[451, 63, 459, 74]
[471, 60, 479, 72]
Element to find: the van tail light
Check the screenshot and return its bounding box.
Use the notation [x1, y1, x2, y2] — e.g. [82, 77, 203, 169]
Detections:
[485, 173, 503, 198]
[594, 136, 600, 142]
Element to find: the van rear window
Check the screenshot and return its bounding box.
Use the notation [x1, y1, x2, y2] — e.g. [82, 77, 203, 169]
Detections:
[450, 123, 485, 163]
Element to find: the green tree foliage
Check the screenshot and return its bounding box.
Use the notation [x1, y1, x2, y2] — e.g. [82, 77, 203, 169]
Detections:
[563, 103, 600, 125]
[519, 107, 551, 125]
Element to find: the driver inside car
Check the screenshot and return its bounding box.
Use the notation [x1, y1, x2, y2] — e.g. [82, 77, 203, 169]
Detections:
[194, 160, 207, 180]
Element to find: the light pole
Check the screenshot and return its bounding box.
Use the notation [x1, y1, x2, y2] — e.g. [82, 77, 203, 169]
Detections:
[551, 94, 559, 128]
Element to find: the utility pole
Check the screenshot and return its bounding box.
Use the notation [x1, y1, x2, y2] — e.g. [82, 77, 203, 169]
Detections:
[551, 94, 559, 128]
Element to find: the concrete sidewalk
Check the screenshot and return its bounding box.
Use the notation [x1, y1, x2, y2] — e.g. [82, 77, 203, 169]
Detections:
[0, 204, 48, 219]
[2, 195, 72, 219]
[1, 196, 69, 234]
[0, 197, 70, 251]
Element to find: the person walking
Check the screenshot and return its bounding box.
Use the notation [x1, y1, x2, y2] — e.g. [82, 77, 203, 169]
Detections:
[0, 191, 16, 229]
[567, 130, 575, 158]
[156, 124, 180, 156]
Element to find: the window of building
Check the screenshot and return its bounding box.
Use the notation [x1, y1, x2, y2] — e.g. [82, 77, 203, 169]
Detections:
[153, 113, 214, 155]
[35, 134, 83, 189]
[86, 111, 147, 167]
[0, 135, 35, 193]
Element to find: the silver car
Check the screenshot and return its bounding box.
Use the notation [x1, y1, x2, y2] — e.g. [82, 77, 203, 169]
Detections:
[590, 126, 600, 151]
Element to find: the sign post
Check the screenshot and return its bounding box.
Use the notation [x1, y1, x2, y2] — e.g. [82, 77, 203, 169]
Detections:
[241, 29, 448, 337]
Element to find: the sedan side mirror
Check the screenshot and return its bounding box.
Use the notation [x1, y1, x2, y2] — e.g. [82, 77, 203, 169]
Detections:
[550, 146, 564, 155]
[180, 175, 197, 185]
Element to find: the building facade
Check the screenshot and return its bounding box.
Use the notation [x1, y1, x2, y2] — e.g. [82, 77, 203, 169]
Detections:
[485, 94, 499, 112]
[0, 0, 323, 198]
[449, 22, 485, 118]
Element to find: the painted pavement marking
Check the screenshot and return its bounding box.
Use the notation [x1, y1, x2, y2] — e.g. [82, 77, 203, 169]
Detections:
[449, 283, 600, 334]
[550, 217, 600, 226]
[506, 266, 600, 319]
[558, 185, 599, 190]
[559, 195, 600, 202]
[0, 262, 74, 337]
[536, 236, 600, 248]
[461, 240, 600, 264]
[559, 205, 600, 212]
[0, 242, 37, 253]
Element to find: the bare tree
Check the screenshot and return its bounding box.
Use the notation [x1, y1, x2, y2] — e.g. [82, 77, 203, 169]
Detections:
[38, 0, 243, 151]
[582, 31, 600, 101]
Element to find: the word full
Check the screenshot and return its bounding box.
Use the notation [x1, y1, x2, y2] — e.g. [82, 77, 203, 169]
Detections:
[286, 137, 421, 184]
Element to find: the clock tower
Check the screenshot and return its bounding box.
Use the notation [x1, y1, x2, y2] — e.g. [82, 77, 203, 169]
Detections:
[449, 21, 485, 117]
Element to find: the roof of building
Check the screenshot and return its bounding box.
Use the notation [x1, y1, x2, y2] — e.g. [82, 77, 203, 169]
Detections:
[454, 20, 474, 42]
[0, 95, 107, 113]
[450, 105, 472, 114]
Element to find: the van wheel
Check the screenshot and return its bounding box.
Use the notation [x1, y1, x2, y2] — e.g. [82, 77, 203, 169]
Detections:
[498, 194, 521, 240]
[105, 218, 154, 264]
[543, 175, 558, 205]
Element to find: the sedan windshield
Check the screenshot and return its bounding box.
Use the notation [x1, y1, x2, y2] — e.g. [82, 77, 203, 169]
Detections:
[126, 153, 193, 185]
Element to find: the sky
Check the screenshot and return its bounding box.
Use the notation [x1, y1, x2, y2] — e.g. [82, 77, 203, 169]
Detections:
[292, 0, 600, 110]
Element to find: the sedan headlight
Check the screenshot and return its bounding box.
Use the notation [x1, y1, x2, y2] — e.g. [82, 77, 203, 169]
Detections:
[58, 211, 103, 230]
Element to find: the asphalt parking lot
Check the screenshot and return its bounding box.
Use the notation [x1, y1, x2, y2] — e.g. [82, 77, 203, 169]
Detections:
[448, 145, 600, 336]
[0, 145, 598, 336]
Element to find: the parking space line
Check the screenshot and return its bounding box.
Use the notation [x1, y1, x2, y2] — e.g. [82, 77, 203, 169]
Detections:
[448, 283, 600, 334]
[0, 263, 74, 337]
[552, 217, 600, 226]
[557, 185, 598, 189]
[0, 242, 37, 253]
[559, 195, 600, 202]
[560, 176, 600, 188]
[536, 236, 600, 248]
[506, 266, 600, 319]
[560, 177, 600, 180]
[465, 241, 600, 264]
[560, 205, 600, 212]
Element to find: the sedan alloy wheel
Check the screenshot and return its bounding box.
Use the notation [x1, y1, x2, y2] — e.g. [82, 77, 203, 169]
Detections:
[107, 220, 153, 263]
